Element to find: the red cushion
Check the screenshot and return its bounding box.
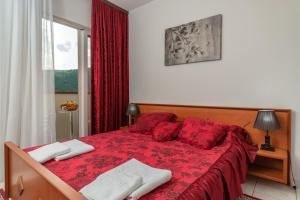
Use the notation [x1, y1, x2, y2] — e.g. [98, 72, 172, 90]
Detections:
[152, 122, 182, 142]
[129, 112, 177, 134]
[177, 118, 227, 149]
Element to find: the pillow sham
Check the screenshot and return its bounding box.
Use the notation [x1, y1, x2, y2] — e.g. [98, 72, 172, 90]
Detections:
[152, 122, 182, 142]
[129, 112, 177, 134]
[177, 118, 227, 149]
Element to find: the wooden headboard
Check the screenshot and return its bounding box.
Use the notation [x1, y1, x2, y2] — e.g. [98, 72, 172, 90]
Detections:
[136, 103, 291, 153]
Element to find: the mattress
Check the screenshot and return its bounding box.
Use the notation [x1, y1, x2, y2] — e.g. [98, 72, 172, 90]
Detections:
[25, 129, 257, 200]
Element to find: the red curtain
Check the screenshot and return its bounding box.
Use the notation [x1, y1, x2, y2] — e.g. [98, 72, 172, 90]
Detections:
[91, 0, 129, 134]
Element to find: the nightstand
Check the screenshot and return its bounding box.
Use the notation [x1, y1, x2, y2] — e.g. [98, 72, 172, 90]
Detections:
[248, 148, 288, 184]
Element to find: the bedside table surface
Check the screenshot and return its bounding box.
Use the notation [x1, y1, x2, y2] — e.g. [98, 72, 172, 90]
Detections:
[257, 148, 287, 160]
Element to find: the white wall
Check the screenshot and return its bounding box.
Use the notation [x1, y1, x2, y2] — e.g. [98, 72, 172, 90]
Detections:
[53, 0, 91, 28]
[129, 0, 300, 180]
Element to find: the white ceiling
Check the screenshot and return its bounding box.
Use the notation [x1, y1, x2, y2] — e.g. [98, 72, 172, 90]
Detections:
[107, 0, 154, 11]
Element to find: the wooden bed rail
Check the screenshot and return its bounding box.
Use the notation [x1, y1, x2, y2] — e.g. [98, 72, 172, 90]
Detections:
[4, 142, 86, 200]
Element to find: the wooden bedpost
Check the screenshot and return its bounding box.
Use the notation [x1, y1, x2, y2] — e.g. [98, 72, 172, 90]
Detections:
[4, 141, 10, 196]
[4, 142, 86, 200]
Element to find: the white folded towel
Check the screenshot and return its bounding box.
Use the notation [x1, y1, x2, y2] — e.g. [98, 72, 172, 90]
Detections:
[80, 167, 143, 200]
[80, 159, 172, 200]
[122, 159, 172, 200]
[28, 142, 70, 163]
[55, 139, 95, 161]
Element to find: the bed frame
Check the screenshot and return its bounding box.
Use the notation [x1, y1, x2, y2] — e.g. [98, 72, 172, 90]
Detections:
[4, 103, 291, 199]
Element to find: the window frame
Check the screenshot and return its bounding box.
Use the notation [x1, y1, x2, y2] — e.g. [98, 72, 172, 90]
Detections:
[53, 16, 91, 137]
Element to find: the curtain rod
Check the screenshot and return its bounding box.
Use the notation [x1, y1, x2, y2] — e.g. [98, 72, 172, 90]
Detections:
[101, 0, 129, 14]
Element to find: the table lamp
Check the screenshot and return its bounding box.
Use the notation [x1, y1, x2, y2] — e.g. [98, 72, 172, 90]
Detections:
[126, 103, 140, 125]
[253, 110, 280, 151]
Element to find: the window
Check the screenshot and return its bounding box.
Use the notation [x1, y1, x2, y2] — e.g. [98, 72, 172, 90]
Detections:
[51, 19, 91, 140]
[53, 22, 80, 140]
[53, 22, 79, 93]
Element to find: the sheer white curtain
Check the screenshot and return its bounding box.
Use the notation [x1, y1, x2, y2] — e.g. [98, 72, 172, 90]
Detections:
[0, 0, 56, 181]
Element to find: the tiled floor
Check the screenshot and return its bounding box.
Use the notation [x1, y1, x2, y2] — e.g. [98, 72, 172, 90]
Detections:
[1, 179, 299, 200]
[242, 176, 298, 200]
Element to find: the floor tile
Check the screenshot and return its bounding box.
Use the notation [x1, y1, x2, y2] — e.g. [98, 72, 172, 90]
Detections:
[253, 178, 296, 200]
[242, 176, 257, 195]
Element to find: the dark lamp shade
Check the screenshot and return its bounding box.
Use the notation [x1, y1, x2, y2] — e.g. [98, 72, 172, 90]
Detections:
[126, 103, 140, 116]
[253, 110, 280, 131]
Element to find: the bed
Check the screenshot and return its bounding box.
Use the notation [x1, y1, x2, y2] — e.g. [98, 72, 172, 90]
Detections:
[4, 103, 291, 200]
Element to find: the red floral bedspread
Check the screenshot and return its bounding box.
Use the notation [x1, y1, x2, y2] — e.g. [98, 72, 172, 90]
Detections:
[26, 129, 257, 200]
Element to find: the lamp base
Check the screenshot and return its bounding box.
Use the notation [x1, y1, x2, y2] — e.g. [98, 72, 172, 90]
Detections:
[128, 115, 136, 126]
[261, 135, 275, 151]
[128, 115, 132, 126]
[261, 143, 275, 151]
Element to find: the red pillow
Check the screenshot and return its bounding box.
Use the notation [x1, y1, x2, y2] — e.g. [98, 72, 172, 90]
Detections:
[152, 122, 182, 142]
[129, 112, 177, 134]
[177, 118, 227, 149]
[225, 125, 252, 144]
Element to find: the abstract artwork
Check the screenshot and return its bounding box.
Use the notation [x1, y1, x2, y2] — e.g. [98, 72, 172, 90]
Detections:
[165, 15, 222, 66]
